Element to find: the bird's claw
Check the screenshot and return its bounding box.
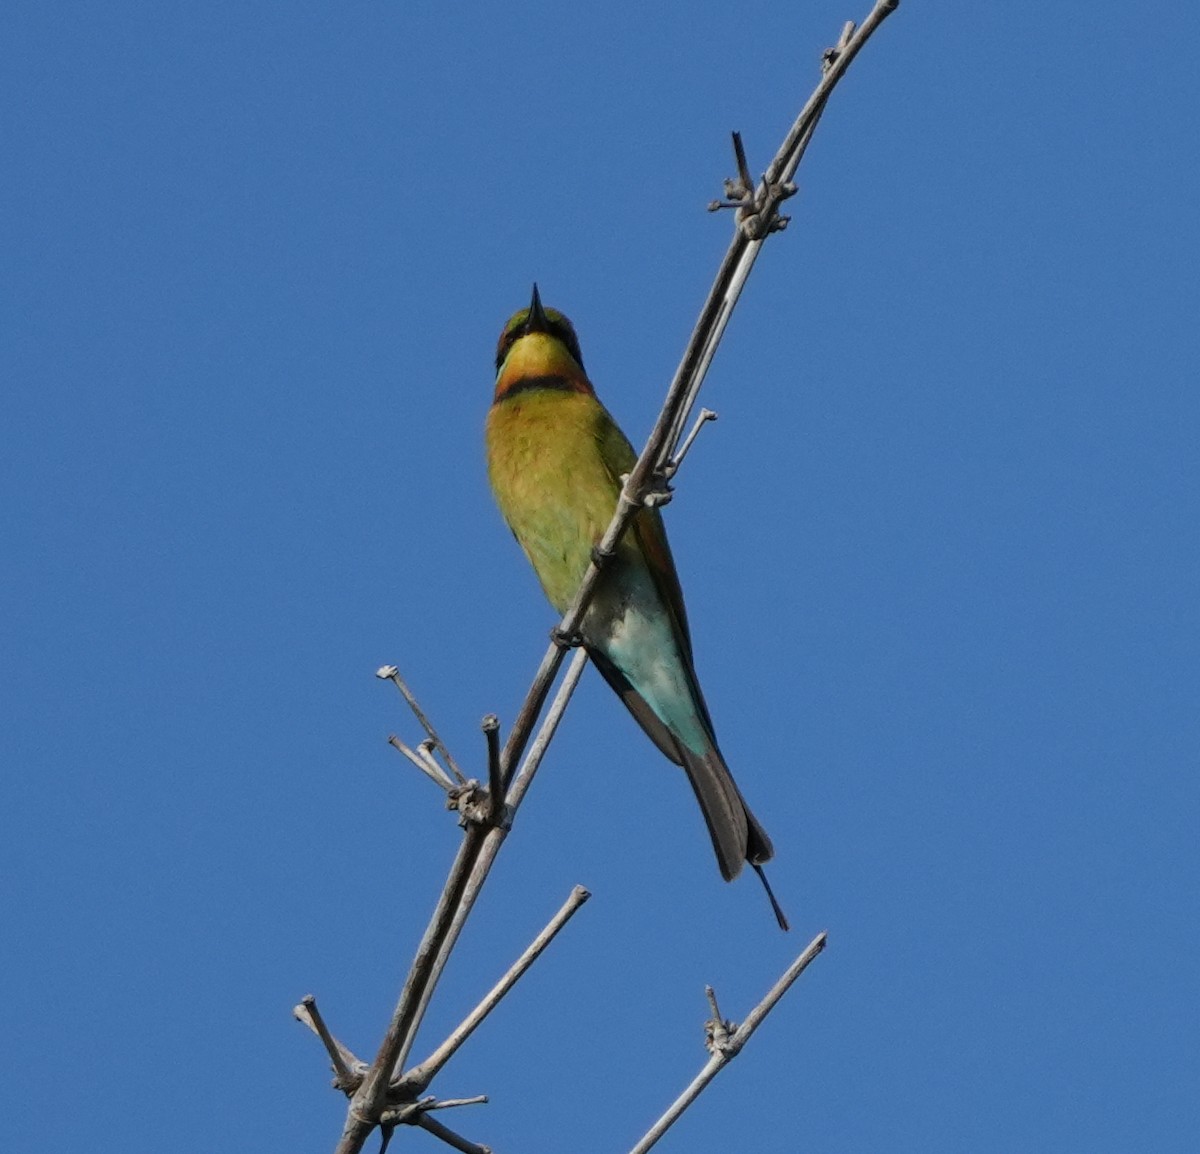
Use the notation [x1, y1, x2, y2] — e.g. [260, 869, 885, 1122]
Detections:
[641, 479, 674, 508]
[590, 543, 614, 568]
[550, 625, 584, 650]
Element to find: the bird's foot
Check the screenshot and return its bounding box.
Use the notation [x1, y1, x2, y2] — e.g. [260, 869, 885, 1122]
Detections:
[590, 543, 614, 568]
[550, 625, 584, 650]
[640, 473, 674, 508]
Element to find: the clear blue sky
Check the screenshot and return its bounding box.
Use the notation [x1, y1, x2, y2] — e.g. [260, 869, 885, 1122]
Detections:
[4, 2, 1198, 1151]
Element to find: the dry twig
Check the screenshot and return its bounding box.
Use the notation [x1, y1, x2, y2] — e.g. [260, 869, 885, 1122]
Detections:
[301, 6, 899, 1151]
[627, 932, 829, 1154]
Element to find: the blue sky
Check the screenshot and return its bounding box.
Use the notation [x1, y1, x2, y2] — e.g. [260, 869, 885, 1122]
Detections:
[4, 2, 1199, 1151]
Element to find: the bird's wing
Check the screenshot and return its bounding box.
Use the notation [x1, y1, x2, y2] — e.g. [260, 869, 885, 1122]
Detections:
[593, 406, 695, 660]
[587, 646, 685, 765]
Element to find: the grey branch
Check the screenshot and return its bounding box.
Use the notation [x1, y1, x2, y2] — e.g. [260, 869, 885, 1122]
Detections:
[388, 734, 456, 792]
[392, 649, 592, 1075]
[666, 408, 718, 478]
[294, 995, 367, 1092]
[377, 664, 466, 784]
[627, 932, 829, 1154]
[311, 6, 898, 1151]
[481, 713, 504, 822]
[494, 0, 900, 809]
[416, 1113, 493, 1154]
[402, 886, 592, 1093]
[327, 649, 591, 1154]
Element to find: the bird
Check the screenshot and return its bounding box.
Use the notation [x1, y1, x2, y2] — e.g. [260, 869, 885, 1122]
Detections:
[485, 285, 787, 929]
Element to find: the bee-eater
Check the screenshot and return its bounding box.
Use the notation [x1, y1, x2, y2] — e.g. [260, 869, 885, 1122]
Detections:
[486, 285, 786, 929]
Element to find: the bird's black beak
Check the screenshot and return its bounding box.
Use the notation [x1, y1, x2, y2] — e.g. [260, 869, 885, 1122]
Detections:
[525, 283, 550, 334]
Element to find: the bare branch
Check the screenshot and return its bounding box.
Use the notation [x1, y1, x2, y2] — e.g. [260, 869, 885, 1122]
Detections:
[294, 995, 366, 1092]
[377, 664, 466, 784]
[627, 932, 828, 1154]
[391, 649, 591, 1075]
[402, 885, 592, 1092]
[481, 713, 503, 823]
[492, 1, 900, 804]
[329, 650, 591, 1154]
[424, 1096, 489, 1111]
[416, 1114, 493, 1154]
[312, 7, 899, 1150]
[388, 734, 455, 792]
[380, 1101, 491, 1154]
[665, 408, 718, 478]
[334, 826, 489, 1153]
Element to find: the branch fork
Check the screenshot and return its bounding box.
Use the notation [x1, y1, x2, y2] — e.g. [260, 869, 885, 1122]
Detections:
[305, 6, 899, 1151]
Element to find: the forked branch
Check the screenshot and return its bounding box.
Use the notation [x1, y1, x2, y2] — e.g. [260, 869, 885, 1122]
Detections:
[303, 5, 899, 1151]
[627, 932, 829, 1154]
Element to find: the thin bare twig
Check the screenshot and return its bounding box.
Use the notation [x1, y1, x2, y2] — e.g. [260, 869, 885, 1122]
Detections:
[391, 648, 591, 1077]
[402, 885, 591, 1092]
[330, 649, 591, 1154]
[388, 734, 455, 791]
[416, 1114, 492, 1154]
[627, 932, 828, 1154]
[666, 408, 718, 477]
[481, 714, 503, 822]
[294, 996, 365, 1091]
[337, 825, 487, 1149]
[377, 664, 467, 784]
[312, 7, 898, 1150]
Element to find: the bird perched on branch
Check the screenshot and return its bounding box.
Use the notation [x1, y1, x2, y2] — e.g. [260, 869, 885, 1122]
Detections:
[485, 285, 786, 929]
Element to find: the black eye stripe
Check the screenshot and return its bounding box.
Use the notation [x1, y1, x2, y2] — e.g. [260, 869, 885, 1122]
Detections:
[548, 322, 583, 365]
[495, 316, 586, 372]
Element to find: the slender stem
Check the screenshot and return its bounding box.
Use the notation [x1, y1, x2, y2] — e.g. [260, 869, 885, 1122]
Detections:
[391, 648, 591, 1078]
[294, 996, 363, 1090]
[667, 408, 718, 476]
[402, 886, 591, 1092]
[627, 933, 828, 1154]
[424, 1096, 489, 1111]
[320, 8, 897, 1150]
[380, 665, 466, 784]
[388, 734, 455, 791]
[499, 640, 570, 791]
[336, 650, 592, 1154]
[336, 827, 488, 1154]
[722, 930, 828, 1048]
[481, 714, 503, 820]
[504, 647, 590, 811]
[764, 1, 898, 192]
[415, 1114, 492, 1154]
